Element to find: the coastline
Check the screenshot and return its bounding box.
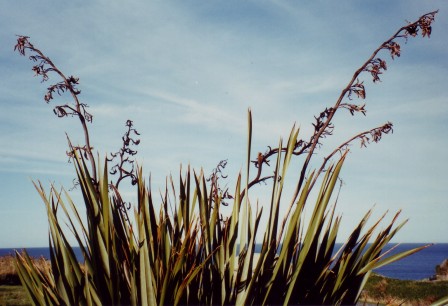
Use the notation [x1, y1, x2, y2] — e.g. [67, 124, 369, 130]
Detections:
[2, 243, 447, 281]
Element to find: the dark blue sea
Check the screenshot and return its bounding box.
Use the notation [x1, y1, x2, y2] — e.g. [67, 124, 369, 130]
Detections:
[1, 243, 447, 281]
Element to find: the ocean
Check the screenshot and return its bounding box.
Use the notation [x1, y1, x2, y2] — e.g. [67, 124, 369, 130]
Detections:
[1, 243, 447, 281]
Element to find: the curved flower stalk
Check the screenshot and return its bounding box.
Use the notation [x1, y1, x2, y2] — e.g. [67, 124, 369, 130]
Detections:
[15, 36, 97, 182]
[241, 10, 438, 206]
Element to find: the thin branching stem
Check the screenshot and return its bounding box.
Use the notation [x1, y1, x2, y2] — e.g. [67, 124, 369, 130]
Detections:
[14, 36, 97, 182]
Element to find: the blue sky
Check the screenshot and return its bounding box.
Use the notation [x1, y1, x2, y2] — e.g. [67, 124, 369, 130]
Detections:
[1, 1, 447, 247]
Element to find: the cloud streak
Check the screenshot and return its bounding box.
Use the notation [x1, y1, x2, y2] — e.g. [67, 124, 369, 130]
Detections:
[1, 1, 447, 246]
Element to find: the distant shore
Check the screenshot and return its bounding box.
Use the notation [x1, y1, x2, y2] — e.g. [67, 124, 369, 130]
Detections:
[2, 243, 448, 281]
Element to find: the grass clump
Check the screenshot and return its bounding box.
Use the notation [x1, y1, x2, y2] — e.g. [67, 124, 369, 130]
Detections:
[362, 274, 448, 305]
[0, 285, 30, 306]
[0, 255, 20, 286]
[4, 262, 448, 306]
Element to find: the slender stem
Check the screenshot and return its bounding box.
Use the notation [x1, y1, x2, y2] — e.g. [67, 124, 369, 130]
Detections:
[19, 40, 97, 182]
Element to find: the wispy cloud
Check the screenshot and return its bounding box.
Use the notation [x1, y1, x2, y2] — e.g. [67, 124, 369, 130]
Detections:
[1, 1, 448, 246]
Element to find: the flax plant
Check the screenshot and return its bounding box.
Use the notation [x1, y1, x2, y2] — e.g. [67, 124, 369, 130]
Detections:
[13, 10, 439, 306]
